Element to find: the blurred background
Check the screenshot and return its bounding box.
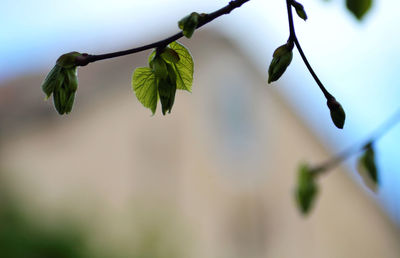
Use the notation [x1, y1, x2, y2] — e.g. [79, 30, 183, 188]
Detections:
[1, 0, 400, 257]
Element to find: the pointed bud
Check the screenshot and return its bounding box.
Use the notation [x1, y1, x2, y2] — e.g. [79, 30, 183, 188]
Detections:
[346, 0, 372, 20]
[292, 1, 308, 21]
[158, 63, 177, 115]
[357, 142, 379, 192]
[327, 98, 346, 129]
[295, 163, 319, 215]
[178, 12, 202, 38]
[268, 43, 294, 84]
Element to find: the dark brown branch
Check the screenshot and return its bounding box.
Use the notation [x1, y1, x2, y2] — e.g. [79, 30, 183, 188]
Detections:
[75, 0, 250, 67]
[285, 0, 334, 100]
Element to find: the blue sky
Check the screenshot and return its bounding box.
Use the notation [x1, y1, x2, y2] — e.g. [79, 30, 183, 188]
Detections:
[2, 0, 400, 223]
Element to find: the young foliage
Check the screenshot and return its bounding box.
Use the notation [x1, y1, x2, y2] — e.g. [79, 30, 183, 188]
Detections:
[295, 163, 319, 215]
[346, 0, 373, 20]
[40, 0, 389, 218]
[357, 142, 379, 192]
[132, 41, 194, 115]
[41, 52, 81, 115]
[178, 12, 203, 38]
[132, 67, 158, 114]
[169, 42, 194, 92]
[268, 43, 293, 84]
[158, 64, 177, 115]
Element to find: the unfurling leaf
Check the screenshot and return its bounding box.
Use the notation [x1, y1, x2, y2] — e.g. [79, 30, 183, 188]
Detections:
[158, 64, 177, 115]
[152, 56, 168, 79]
[295, 163, 319, 215]
[132, 67, 158, 114]
[292, 1, 308, 21]
[41, 52, 82, 115]
[178, 12, 201, 38]
[357, 142, 379, 192]
[268, 43, 293, 84]
[327, 98, 346, 129]
[168, 42, 194, 92]
[42, 65, 63, 99]
[346, 0, 372, 20]
[132, 41, 193, 115]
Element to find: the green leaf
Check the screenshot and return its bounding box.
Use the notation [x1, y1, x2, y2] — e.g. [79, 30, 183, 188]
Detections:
[148, 51, 156, 68]
[178, 12, 200, 38]
[357, 142, 379, 192]
[346, 0, 372, 20]
[53, 84, 67, 115]
[295, 163, 319, 215]
[65, 67, 78, 92]
[41, 65, 63, 99]
[292, 1, 308, 21]
[132, 67, 158, 114]
[268, 43, 293, 84]
[327, 98, 346, 129]
[136, 42, 193, 114]
[64, 93, 75, 114]
[168, 41, 194, 92]
[158, 63, 178, 115]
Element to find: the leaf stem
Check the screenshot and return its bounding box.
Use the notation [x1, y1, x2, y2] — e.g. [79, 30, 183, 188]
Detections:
[286, 0, 296, 40]
[75, 0, 250, 67]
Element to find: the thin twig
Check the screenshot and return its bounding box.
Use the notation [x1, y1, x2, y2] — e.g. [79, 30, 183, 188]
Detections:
[313, 108, 400, 175]
[75, 0, 250, 67]
[285, 0, 334, 100]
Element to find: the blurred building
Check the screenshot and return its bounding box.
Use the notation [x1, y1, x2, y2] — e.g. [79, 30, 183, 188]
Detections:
[0, 30, 399, 258]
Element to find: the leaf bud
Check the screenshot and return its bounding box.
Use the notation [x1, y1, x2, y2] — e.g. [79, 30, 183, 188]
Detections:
[357, 142, 379, 192]
[41, 52, 82, 115]
[327, 98, 346, 129]
[178, 12, 201, 38]
[295, 163, 319, 215]
[346, 0, 372, 20]
[268, 43, 294, 84]
[291, 1, 308, 21]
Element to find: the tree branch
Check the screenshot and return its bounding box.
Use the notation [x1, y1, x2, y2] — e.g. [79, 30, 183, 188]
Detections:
[75, 0, 250, 67]
[312, 108, 400, 175]
[285, 0, 334, 100]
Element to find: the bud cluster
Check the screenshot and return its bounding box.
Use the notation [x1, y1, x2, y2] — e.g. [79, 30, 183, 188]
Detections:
[41, 52, 82, 115]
